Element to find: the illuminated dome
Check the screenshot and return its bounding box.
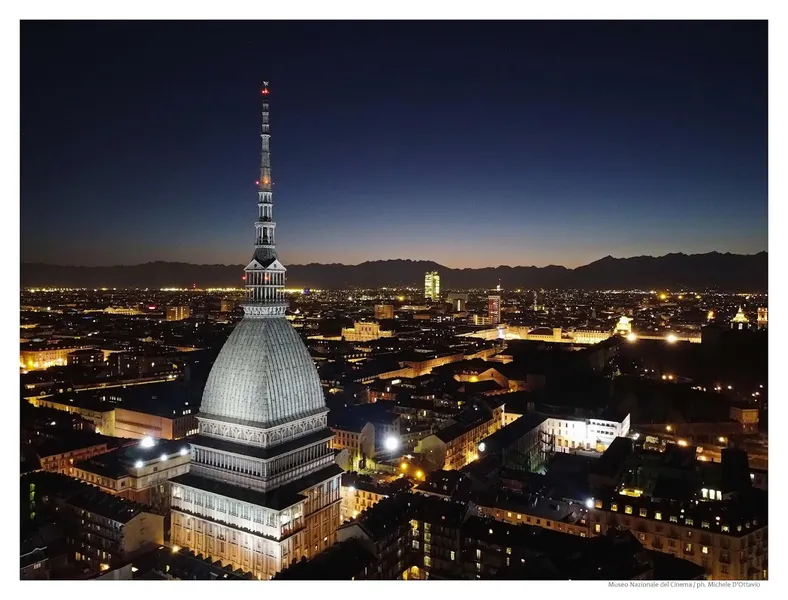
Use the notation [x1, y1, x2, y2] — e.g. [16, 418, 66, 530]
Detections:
[200, 316, 326, 428]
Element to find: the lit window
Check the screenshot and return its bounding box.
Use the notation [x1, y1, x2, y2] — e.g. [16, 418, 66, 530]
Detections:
[701, 521, 710, 529]
[639, 508, 647, 517]
[424, 556, 431, 568]
[611, 503, 618, 512]
[450, 551, 455, 561]
[670, 516, 678, 523]
[624, 506, 633, 515]
[594, 524, 601, 533]
[507, 512, 512, 518]
[516, 514, 521, 520]
[655, 512, 662, 520]
[595, 499, 603, 509]
[722, 526, 730, 533]
[685, 518, 694, 526]
[476, 549, 481, 559]
[702, 546, 709, 555]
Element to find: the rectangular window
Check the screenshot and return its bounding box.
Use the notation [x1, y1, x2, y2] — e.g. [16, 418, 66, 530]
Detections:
[639, 508, 647, 517]
[624, 506, 633, 515]
[670, 516, 678, 523]
[655, 512, 662, 520]
[450, 551, 455, 561]
[424, 556, 431, 568]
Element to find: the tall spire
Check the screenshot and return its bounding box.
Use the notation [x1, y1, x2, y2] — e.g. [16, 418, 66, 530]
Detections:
[254, 81, 275, 261]
[244, 82, 287, 314]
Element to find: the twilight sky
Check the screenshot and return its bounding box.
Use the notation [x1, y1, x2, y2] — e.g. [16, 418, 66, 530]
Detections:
[20, 21, 767, 268]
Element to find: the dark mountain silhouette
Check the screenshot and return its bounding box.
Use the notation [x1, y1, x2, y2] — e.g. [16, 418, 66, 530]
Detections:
[20, 252, 767, 291]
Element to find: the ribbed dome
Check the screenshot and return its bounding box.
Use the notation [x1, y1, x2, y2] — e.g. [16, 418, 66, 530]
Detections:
[200, 316, 326, 428]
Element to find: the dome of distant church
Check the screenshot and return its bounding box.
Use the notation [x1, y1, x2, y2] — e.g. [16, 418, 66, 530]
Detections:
[200, 317, 326, 428]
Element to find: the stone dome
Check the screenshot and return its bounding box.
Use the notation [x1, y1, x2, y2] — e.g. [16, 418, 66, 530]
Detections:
[199, 316, 327, 429]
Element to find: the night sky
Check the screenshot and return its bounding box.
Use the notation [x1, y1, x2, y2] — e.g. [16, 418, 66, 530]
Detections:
[20, 21, 767, 269]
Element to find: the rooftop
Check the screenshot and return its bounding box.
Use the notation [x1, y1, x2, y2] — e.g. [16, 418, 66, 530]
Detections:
[274, 537, 375, 580]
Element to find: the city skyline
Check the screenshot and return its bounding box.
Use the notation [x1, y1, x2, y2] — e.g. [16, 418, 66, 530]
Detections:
[21, 21, 767, 268]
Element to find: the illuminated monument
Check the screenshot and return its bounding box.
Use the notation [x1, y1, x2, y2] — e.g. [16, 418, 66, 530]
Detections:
[169, 83, 342, 579]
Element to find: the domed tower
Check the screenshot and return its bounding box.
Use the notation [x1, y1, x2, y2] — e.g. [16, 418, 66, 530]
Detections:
[169, 83, 342, 579]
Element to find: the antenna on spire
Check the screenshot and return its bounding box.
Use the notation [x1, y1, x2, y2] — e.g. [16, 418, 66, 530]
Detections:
[262, 81, 270, 95]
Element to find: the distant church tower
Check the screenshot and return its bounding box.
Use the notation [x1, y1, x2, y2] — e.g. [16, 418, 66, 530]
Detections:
[757, 307, 767, 330]
[731, 306, 750, 330]
[169, 83, 342, 579]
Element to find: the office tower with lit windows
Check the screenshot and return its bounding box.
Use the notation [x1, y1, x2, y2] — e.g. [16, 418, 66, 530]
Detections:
[488, 295, 501, 325]
[424, 271, 440, 302]
[168, 83, 342, 580]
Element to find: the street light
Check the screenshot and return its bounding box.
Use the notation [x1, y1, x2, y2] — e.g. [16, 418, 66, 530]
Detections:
[384, 436, 399, 452]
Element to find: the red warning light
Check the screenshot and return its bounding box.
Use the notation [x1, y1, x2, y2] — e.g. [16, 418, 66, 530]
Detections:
[242, 275, 246, 281]
[261, 88, 269, 95]
[255, 181, 259, 185]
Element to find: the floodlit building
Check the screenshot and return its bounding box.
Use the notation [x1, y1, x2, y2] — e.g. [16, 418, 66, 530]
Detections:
[20, 343, 93, 372]
[341, 321, 394, 342]
[424, 271, 440, 302]
[731, 306, 750, 330]
[169, 84, 342, 580]
[166, 306, 192, 321]
[757, 307, 767, 329]
[543, 413, 631, 453]
[417, 400, 506, 471]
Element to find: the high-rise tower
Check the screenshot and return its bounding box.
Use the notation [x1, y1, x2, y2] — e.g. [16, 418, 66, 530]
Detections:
[488, 295, 501, 325]
[169, 83, 342, 579]
[424, 271, 440, 302]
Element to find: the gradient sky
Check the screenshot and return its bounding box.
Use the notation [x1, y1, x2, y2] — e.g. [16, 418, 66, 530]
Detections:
[20, 21, 767, 268]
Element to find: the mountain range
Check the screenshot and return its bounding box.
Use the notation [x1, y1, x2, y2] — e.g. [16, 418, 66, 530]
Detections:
[20, 252, 768, 291]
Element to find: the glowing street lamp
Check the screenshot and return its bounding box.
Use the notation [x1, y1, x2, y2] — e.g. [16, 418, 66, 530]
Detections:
[384, 436, 399, 452]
